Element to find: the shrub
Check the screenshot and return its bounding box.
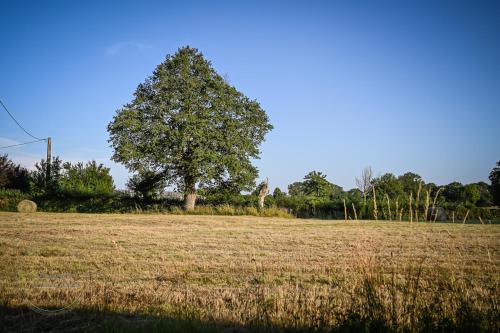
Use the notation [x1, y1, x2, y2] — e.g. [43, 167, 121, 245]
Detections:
[0, 189, 30, 211]
[0, 155, 30, 192]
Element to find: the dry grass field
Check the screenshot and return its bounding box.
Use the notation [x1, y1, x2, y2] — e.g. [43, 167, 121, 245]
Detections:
[0, 212, 498, 332]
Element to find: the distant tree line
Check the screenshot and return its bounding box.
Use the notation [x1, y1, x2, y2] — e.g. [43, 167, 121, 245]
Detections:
[0, 154, 499, 220]
[267, 166, 499, 221]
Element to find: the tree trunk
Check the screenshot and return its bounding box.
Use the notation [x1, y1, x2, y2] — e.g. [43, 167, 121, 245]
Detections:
[183, 179, 197, 210]
[258, 178, 269, 209]
[184, 193, 197, 210]
[258, 195, 265, 209]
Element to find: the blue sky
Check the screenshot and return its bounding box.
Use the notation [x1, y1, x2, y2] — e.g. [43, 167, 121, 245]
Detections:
[1, 0, 499, 191]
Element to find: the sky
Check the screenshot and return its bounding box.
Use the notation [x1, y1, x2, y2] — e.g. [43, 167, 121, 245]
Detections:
[1, 0, 499, 191]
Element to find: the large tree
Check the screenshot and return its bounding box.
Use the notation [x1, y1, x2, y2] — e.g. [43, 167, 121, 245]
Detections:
[108, 46, 273, 209]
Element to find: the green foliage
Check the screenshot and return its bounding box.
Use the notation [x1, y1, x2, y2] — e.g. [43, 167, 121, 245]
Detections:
[0, 188, 29, 211]
[287, 171, 342, 199]
[443, 181, 464, 203]
[489, 161, 500, 206]
[279, 169, 500, 220]
[397, 172, 422, 195]
[108, 46, 273, 207]
[475, 181, 493, 207]
[346, 188, 363, 204]
[463, 183, 481, 206]
[373, 173, 404, 198]
[18, 157, 117, 213]
[303, 171, 339, 198]
[29, 158, 114, 199]
[0, 154, 30, 192]
[29, 157, 64, 196]
[60, 161, 114, 197]
[287, 182, 305, 196]
[272, 187, 284, 199]
[127, 170, 167, 200]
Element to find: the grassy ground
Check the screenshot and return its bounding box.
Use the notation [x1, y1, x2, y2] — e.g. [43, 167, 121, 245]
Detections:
[0, 212, 498, 332]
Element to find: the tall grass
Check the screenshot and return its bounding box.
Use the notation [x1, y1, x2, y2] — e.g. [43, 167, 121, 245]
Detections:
[3, 252, 497, 332]
[165, 205, 293, 218]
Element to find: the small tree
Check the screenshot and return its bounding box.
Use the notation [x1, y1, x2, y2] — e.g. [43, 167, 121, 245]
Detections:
[60, 161, 115, 197]
[273, 187, 284, 199]
[127, 170, 166, 201]
[0, 154, 30, 192]
[108, 46, 272, 210]
[30, 157, 63, 196]
[355, 166, 373, 203]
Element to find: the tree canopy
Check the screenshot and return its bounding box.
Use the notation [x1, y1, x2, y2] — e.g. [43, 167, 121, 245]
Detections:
[108, 46, 273, 209]
[60, 161, 115, 197]
[287, 171, 342, 199]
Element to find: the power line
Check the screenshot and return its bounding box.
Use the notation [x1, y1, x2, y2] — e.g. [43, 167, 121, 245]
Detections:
[0, 138, 46, 149]
[0, 98, 43, 140]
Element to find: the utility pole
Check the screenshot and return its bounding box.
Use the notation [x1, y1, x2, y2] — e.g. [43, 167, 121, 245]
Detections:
[46, 137, 52, 181]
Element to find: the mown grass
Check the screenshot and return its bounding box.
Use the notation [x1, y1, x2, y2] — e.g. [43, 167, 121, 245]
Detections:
[0, 212, 498, 332]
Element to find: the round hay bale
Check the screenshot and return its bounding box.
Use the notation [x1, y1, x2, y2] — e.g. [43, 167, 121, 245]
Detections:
[17, 200, 37, 213]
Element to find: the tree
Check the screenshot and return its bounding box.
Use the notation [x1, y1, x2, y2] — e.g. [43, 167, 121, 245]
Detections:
[443, 182, 464, 203]
[273, 187, 284, 199]
[288, 182, 306, 196]
[489, 161, 500, 206]
[108, 47, 273, 210]
[463, 183, 481, 206]
[474, 181, 493, 207]
[0, 154, 30, 192]
[127, 170, 167, 200]
[30, 157, 63, 196]
[303, 171, 332, 197]
[346, 188, 363, 204]
[372, 173, 403, 198]
[287, 172, 341, 199]
[355, 166, 373, 202]
[398, 172, 423, 195]
[60, 161, 115, 197]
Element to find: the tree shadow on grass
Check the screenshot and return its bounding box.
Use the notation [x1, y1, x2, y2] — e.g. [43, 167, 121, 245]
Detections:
[0, 304, 394, 333]
[0, 303, 494, 333]
[0, 304, 279, 333]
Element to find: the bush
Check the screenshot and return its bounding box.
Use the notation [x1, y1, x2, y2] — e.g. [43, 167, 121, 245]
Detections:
[0, 155, 30, 192]
[0, 189, 30, 211]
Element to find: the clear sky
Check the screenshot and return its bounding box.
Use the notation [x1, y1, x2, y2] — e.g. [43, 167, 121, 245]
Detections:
[1, 0, 499, 191]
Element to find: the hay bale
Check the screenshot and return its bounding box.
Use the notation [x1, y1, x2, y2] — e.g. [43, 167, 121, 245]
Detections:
[17, 200, 37, 213]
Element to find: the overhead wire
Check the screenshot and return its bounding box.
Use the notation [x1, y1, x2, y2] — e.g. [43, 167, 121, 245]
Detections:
[0, 98, 44, 140]
[0, 97, 47, 150]
[0, 138, 45, 149]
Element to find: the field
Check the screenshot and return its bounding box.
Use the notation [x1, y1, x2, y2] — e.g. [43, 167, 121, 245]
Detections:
[0, 212, 498, 332]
